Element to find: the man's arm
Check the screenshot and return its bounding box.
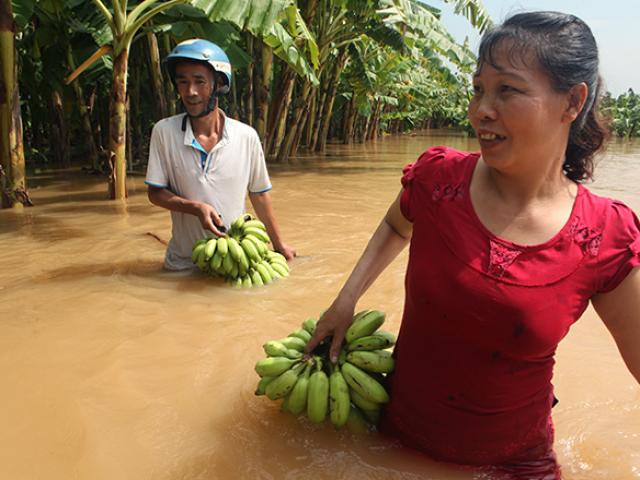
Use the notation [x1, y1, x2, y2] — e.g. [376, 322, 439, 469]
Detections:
[592, 267, 640, 384]
[249, 191, 296, 260]
[148, 186, 226, 237]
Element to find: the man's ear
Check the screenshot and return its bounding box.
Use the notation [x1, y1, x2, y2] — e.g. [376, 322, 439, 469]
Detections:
[563, 82, 589, 123]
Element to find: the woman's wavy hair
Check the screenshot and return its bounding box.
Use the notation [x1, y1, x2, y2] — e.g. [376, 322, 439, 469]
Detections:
[476, 11, 610, 182]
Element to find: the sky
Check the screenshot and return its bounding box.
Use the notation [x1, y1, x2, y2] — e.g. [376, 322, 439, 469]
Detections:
[428, 0, 639, 96]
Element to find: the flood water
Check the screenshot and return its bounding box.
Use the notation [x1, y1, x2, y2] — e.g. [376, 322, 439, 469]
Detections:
[1, 133, 638, 480]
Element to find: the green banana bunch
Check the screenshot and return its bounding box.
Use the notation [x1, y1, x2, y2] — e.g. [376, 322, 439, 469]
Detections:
[307, 358, 330, 423]
[254, 309, 395, 433]
[190, 213, 291, 287]
[329, 364, 350, 428]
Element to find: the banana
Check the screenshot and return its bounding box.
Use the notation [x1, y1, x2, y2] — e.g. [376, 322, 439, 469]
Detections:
[229, 261, 239, 279]
[191, 243, 206, 263]
[270, 262, 289, 278]
[230, 215, 246, 232]
[227, 237, 243, 263]
[346, 405, 370, 433]
[263, 341, 303, 359]
[262, 261, 280, 280]
[287, 361, 311, 415]
[242, 275, 253, 288]
[307, 358, 330, 423]
[345, 310, 385, 343]
[249, 268, 263, 286]
[243, 219, 267, 231]
[203, 238, 218, 260]
[267, 251, 288, 263]
[266, 362, 305, 400]
[243, 226, 271, 244]
[222, 252, 235, 274]
[340, 362, 389, 404]
[216, 237, 228, 257]
[196, 248, 208, 270]
[245, 235, 268, 257]
[329, 365, 350, 428]
[278, 336, 306, 352]
[210, 251, 223, 272]
[302, 318, 317, 335]
[233, 276, 242, 288]
[346, 350, 395, 374]
[347, 331, 396, 351]
[255, 357, 300, 377]
[255, 376, 274, 396]
[255, 262, 273, 284]
[288, 329, 311, 343]
[193, 239, 207, 249]
[349, 389, 380, 412]
[240, 238, 261, 263]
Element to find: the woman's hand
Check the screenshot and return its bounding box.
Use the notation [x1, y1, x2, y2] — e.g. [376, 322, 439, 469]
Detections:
[305, 296, 356, 363]
[274, 242, 297, 260]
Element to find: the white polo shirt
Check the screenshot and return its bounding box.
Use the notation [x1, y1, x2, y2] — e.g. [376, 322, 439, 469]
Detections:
[145, 111, 271, 271]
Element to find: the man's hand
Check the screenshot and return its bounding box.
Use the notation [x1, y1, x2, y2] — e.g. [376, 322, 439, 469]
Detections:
[197, 203, 226, 237]
[274, 242, 297, 260]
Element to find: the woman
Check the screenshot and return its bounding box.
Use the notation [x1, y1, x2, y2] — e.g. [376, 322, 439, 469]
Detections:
[305, 11, 640, 479]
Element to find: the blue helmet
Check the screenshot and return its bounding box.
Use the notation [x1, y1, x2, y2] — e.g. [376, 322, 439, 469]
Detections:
[164, 39, 232, 95]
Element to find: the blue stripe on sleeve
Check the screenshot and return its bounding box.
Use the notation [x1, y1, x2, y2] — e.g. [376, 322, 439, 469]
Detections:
[145, 181, 168, 188]
[250, 185, 273, 194]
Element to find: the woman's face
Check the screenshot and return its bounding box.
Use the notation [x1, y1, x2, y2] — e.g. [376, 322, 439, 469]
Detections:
[468, 44, 574, 173]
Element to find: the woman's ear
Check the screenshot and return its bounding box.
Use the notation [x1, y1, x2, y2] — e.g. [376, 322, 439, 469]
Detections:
[563, 82, 589, 123]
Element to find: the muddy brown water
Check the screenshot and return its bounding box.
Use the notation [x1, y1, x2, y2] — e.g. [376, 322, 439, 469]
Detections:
[1, 133, 638, 480]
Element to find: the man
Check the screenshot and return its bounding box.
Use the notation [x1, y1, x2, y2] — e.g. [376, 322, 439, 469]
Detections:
[145, 39, 295, 271]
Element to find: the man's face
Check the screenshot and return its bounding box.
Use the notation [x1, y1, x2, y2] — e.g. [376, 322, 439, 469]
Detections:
[174, 61, 215, 117]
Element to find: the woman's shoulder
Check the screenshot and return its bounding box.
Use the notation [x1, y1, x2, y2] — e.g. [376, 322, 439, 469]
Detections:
[403, 146, 479, 185]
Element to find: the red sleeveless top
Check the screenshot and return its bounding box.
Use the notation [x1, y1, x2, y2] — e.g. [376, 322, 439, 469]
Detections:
[381, 147, 640, 466]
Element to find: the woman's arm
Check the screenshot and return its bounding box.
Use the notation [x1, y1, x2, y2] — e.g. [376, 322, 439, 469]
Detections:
[305, 190, 413, 362]
[591, 267, 640, 384]
[249, 191, 296, 260]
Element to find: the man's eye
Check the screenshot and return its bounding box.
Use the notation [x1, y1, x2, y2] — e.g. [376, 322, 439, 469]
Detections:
[501, 85, 517, 93]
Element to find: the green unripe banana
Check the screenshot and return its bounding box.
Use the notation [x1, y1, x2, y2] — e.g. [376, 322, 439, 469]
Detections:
[191, 243, 206, 263]
[243, 226, 271, 243]
[302, 317, 317, 335]
[263, 341, 303, 359]
[255, 376, 274, 396]
[216, 237, 228, 257]
[249, 268, 263, 286]
[255, 262, 272, 284]
[329, 365, 351, 428]
[347, 331, 396, 351]
[226, 237, 243, 263]
[245, 235, 268, 257]
[243, 219, 267, 231]
[278, 336, 306, 352]
[240, 238, 261, 263]
[288, 329, 312, 343]
[307, 359, 329, 423]
[265, 363, 305, 400]
[210, 251, 223, 271]
[222, 252, 235, 274]
[242, 275, 252, 288]
[341, 362, 389, 404]
[346, 350, 395, 374]
[349, 388, 380, 412]
[270, 262, 290, 277]
[255, 357, 299, 377]
[203, 238, 218, 260]
[262, 261, 280, 280]
[345, 310, 385, 343]
[346, 405, 370, 433]
[287, 362, 311, 415]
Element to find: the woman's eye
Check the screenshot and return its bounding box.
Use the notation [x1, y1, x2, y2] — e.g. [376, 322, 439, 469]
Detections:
[472, 85, 482, 94]
[500, 85, 518, 93]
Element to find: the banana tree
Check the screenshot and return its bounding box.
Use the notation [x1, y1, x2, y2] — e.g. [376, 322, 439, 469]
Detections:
[0, 0, 29, 208]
